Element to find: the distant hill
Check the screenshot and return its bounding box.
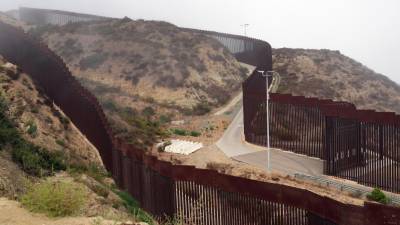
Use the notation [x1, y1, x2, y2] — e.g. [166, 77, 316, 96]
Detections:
[28, 18, 249, 147]
[30, 18, 249, 108]
[274, 48, 400, 113]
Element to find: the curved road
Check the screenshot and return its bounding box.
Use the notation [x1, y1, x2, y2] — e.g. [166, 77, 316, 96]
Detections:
[216, 108, 324, 175]
[216, 72, 323, 176]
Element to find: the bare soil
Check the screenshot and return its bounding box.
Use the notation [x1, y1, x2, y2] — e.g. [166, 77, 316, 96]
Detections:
[155, 145, 364, 206]
[0, 198, 123, 225]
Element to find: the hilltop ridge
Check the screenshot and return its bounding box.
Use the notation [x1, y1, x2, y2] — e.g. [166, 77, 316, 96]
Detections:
[274, 48, 400, 113]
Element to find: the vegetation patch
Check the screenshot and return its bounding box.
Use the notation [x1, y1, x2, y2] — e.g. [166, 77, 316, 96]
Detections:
[26, 120, 38, 137]
[189, 131, 201, 137]
[191, 102, 211, 116]
[12, 142, 66, 176]
[68, 163, 110, 183]
[170, 128, 201, 137]
[79, 53, 109, 70]
[171, 128, 188, 136]
[21, 180, 87, 217]
[367, 188, 390, 204]
[113, 190, 154, 225]
[0, 95, 66, 176]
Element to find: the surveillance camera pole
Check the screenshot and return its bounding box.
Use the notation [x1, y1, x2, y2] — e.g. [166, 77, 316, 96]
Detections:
[257, 70, 277, 172]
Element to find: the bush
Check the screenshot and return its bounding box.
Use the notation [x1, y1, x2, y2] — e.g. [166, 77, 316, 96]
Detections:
[21, 181, 87, 217]
[367, 188, 390, 204]
[68, 163, 109, 183]
[79, 53, 108, 70]
[191, 102, 211, 116]
[142, 106, 155, 117]
[26, 121, 38, 137]
[113, 190, 154, 224]
[102, 100, 118, 112]
[159, 114, 172, 124]
[56, 139, 66, 148]
[172, 128, 187, 136]
[12, 142, 66, 176]
[0, 100, 20, 147]
[30, 106, 39, 114]
[59, 116, 70, 127]
[189, 131, 201, 137]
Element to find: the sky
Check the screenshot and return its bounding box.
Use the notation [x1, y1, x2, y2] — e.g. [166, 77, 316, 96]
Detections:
[1, 0, 400, 83]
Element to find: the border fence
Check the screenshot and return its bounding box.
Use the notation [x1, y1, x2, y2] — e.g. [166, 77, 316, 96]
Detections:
[1, 7, 400, 224]
[243, 86, 400, 194]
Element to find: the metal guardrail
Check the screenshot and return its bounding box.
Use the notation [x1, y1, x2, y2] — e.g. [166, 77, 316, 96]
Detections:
[294, 173, 400, 206]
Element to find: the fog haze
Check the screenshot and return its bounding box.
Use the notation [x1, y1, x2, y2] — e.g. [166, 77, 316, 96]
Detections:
[1, 0, 400, 83]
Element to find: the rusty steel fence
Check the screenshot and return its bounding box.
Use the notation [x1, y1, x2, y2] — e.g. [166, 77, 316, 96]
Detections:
[243, 86, 400, 193]
[2, 9, 400, 224]
[19, 7, 109, 26]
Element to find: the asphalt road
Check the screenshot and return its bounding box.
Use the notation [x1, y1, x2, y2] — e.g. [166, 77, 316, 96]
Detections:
[216, 108, 324, 176]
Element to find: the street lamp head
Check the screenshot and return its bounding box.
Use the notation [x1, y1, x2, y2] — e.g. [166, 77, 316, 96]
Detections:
[257, 70, 265, 74]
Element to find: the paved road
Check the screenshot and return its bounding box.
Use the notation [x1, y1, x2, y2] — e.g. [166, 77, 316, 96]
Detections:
[216, 108, 324, 176]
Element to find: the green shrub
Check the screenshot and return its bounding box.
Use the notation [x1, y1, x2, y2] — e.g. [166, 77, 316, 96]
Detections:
[172, 129, 187, 136]
[191, 102, 211, 116]
[79, 53, 108, 70]
[113, 190, 154, 224]
[0, 100, 20, 147]
[68, 163, 109, 183]
[91, 184, 109, 198]
[12, 142, 66, 176]
[189, 131, 201, 137]
[30, 106, 39, 114]
[26, 121, 38, 137]
[159, 114, 172, 124]
[21, 181, 87, 217]
[367, 188, 390, 204]
[102, 100, 118, 112]
[0, 95, 66, 175]
[59, 116, 70, 127]
[142, 106, 155, 117]
[56, 139, 66, 148]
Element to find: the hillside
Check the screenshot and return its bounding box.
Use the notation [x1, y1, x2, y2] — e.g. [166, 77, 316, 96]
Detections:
[0, 11, 29, 30]
[274, 48, 400, 113]
[30, 18, 249, 148]
[0, 57, 102, 168]
[0, 57, 147, 225]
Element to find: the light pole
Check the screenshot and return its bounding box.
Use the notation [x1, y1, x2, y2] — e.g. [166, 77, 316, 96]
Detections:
[241, 24, 249, 36]
[257, 70, 278, 172]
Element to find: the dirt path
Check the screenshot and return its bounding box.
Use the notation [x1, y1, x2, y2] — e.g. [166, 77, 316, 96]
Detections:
[0, 198, 120, 225]
[213, 63, 255, 116]
[213, 92, 242, 116]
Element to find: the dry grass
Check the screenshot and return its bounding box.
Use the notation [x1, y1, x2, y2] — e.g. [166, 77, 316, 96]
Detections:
[21, 180, 87, 217]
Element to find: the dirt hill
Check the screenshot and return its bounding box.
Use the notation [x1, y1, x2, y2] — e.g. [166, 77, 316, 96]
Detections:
[274, 48, 400, 113]
[0, 57, 102, 167]
[29, 18, 249, 147]
[0, 56, 103, 195]
[0, 57, 143, 225]
[31, 18, 249, 109]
